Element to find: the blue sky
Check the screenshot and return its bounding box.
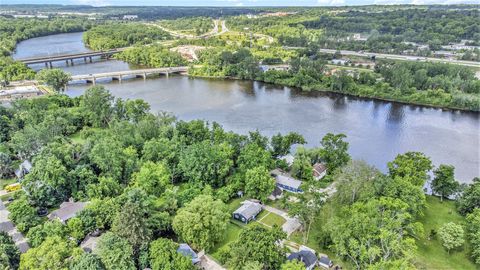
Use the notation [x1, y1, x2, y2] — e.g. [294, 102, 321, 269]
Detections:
[1, 0, 477, 6]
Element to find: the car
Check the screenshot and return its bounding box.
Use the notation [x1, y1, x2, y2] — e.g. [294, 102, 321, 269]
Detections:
[37, 208, 48, 217]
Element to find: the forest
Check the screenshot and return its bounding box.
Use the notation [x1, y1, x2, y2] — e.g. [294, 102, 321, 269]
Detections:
[0, 87, 478, 269]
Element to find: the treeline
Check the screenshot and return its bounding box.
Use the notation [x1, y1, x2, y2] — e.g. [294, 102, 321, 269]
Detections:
[158, 17, 214, 36]
[304, 9, 480, 48]
[0, 17, 93, 84]
[189, 47, 480, 111]
[83, 23, 171, 50]
[115, 45, 187, 68]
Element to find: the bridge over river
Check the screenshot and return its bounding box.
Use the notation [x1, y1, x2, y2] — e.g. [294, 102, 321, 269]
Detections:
[70, 66, 189, 85]
[17, 48, 126, 67]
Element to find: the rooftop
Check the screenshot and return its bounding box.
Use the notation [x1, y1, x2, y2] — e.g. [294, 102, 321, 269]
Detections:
[48, 201, 88, 223]
[177, 243, 200, 264]
[287, 250, 318, 268]
[233, 201, 262, 220]
[276, 175, 302, 189]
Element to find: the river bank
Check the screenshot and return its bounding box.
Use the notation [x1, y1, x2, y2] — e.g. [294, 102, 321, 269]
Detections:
[13, 32, 480, 184]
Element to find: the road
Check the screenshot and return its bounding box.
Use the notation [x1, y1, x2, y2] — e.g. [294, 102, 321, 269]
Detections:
[284, 47, 480, 68]
[0, 200, 29, 253]
[147, 19, 229, 40]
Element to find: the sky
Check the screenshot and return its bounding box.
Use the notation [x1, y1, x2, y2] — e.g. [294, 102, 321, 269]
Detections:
[1, 0, 477, 6]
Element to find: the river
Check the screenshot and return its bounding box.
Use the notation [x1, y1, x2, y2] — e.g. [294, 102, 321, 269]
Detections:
[13, 32, 480, 183]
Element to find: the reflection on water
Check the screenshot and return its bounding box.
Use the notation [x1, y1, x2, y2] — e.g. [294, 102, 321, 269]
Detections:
[13, 32, 480, 183]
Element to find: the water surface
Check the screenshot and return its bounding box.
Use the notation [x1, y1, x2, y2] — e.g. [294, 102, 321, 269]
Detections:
[14, 32, 480, 183]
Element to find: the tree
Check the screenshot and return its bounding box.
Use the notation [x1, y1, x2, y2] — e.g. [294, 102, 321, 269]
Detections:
[281, 260, 305, 270]
[0, 232, 20, 270]
[26, 220, 66, 248]
[438, 222, 465, 253]
[7, 196, 41, 233]
[132, 161, 171, 196]
[237, 143, 273, 173]
[457, 177, 480, 216]
[70, 253, 105, 270]
[270, 132, 306, 158]
[148, 238, 193, 270]
[292, 146, 313, 181]
[319, 133, 350, 173]
[67, 217, 86, 243]
[112, 201, 152, 251]
[227, 225, 286, 270]
[80, 86, 114, 127]
[20, 236, 80, 270]
[178, 141, 233, 187]
[95, 232, 135, 270]
[35, 68, 71, 92]
[465, 209, 480, 265]
[244, 166, 275, 202]
[327, 197, 417, 269]
[172, 195, 229, 251]
[387, 152, 432, 187]
[431, 165, 459, 201]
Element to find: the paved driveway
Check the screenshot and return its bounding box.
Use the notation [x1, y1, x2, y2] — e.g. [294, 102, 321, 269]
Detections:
[263, 205, 301, 236]
[0, 201, 29, 253]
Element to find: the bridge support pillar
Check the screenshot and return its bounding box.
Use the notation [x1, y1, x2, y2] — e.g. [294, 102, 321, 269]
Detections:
[66, 60, 69, 66]
[89, 57, 93, 63]
[112, 76, 122, 83]
[165, 72, 169, 78]
[84, 57, 87, 63]
[48, 62, 53, 68]
[45, 62, 49, 68]
[70, 59, 74, 66]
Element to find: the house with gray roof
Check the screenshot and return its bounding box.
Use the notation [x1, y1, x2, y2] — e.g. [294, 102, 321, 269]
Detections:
[177, 243, 200, 264]
[287, 250, 318, 270]
[232, 201, 262, 224]
[48, 201, 88, 224]
[275, 174, 303, 193]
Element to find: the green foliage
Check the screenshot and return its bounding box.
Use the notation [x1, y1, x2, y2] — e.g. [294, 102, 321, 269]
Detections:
[457, 177, 480, 216]
[83, 23, 171, 50]
[95, 232, 135, 270]
[466, 209, 480, 265]
[148, 238, 193, 270]
[0, 232, 20, 270]
[319, 133, 350, 173]
[159, 17, 214, 35]
[7, 196, 41, 233]
[178, 141, 233, 187]
[226, 225, 286, 270]
[80, 86, 114, 128]
[116, 45, 186, 68]
[244, 166, 275, 202]
[281, 260, 305, 270]
[292, 146, 314, 181]
[327, 197, 417, 269]
[112, 201, 152, 250]
[237, 143, 273, 173]
[172, 195, 229, 251]
[432, 164, 459, 201]
[26, 220, 66, 248]
[438, 222, 465, 253]
[20, 236, 80, 270]
[132, 161, 171, 196]
[35, 68, 71, 92]
[388, 152, 433, 187]
[270, 132, 306, 158]
[70, 253, 105, 270]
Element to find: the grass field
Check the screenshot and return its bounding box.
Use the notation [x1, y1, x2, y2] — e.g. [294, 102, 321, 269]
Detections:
[258, 212, 286, 227]
[414, 196, 476, 270]
[211, 221, 243, 260]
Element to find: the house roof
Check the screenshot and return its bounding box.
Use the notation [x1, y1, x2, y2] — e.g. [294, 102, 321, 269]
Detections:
[319, 256, 332, 265]
[48, 201, 88, 222]
[279, 154, 295, 166]
[271, 186, 283, 197]
[233, 201, 262, 220]
[287, 250, 318, 268]
[313, 163, 327, 177]
[177, 243, 200, 264]
[276, 175, 302, 189]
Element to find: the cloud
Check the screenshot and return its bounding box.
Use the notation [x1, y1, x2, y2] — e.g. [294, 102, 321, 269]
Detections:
[317, 0, 345, 6]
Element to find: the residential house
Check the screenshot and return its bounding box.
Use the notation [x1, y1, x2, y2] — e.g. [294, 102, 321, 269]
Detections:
[313, 163, 327, 180]
[14, 160, 32, 179]
[331, 59, 350, 65]
[81, 235, 99, 252]
[177, 243, 200, 264]
[287, 250, 318, 270]
[122, 15, 138, 20]
[268, 186, 283, 201]
[278, 154, 295, 167]
[275, 174, 303, 193]
[232, 201, 262, 224]
[318, 256, 334, 269]
[48, 200, 88, 224]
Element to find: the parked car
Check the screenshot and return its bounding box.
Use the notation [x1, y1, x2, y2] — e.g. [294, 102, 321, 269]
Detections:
[37, 208, 48, 217]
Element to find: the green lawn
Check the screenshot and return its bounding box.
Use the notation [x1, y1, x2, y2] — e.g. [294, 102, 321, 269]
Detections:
[211, 221, 243, 260]
[259, 212, 286, 227]
[414, 196, 476, 270]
